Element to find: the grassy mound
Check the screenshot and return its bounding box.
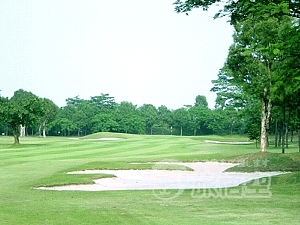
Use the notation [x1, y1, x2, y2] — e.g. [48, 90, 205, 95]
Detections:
[81, 132, 137, 139]
[226, 152, 300, 172]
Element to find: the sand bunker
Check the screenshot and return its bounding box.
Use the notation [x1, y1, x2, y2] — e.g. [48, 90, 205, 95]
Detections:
[37, 162, 286, 192]
[205, 140, 253, 145]
[69, 138, 120, 141]
[87, 138, 121, 141]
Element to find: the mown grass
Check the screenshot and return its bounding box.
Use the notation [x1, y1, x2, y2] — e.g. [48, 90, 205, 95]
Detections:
[0, 133, 299, 225]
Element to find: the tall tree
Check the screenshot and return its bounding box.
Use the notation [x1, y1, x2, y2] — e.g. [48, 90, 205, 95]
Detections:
[226, 16, 292, 152]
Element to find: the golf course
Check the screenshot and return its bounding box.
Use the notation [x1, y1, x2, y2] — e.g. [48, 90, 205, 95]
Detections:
[1, 133, 299, 224]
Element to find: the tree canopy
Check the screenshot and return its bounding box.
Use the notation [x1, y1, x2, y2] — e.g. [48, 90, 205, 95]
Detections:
[1, 90, 45, 144]
[174, 0, 300, 24]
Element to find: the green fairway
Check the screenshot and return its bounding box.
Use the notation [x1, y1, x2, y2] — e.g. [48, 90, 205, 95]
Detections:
[0, 133, 299, 225]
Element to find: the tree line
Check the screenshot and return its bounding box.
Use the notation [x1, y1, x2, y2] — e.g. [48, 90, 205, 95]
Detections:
[0, 91, 254, 144]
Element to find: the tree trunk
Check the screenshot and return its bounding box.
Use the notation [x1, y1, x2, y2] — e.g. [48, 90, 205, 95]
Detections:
[12, 126, 20, 144]
[180, 126, 183, 136]
[43, 127, 46, 138]
[260, 62, 272, 152]
[282, 122, 285, 153]
[278, 130, 282, 146]
[5, 126, 8, 136]
[266, 98, 271, 147]
[41, 121, 46, 138]
[260, 98, 270, 152]
[20, 125, 26, 137]
[285, 125, 288, 149]
[286, 110, 290, 148]
[298, 129, 300, 152]
[282, 106, 286, 154]
[290, 129, 293, 142]
[275, 119, 278, 147]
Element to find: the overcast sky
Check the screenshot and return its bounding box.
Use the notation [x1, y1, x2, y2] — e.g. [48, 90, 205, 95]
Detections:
[0, 0, 233, 110]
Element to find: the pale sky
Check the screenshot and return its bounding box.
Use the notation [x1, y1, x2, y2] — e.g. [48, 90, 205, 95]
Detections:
[0, 0, 233, 110]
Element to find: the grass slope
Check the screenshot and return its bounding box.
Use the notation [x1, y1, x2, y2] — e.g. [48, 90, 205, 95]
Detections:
[0, 133, 299, 225]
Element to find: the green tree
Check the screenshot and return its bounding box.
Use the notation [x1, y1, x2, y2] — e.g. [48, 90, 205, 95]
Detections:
[206, 108, 226, 134]
[139, 104, 158, 135]
[1, 89, 44, 144]
[188, 106, 210, 135]
[157, 105, 172, 134]
[173, 108, 190, 136]
[174, 0, 299, 24]
[226, 16, 291, 152]
[77, 100, 97, 135]
[91, 113, 118, 133]
[60, 104, 77, 135]
[90, 93, 116, 110]
[38, 98, 59, 137]
[0, 95, 9, 135]
[271, 18, 300, 152]
[248, 123, 260, 148]
[114, 102, 146, 134]
[211, 67, 247, 109]
[194, 95, 208, 108]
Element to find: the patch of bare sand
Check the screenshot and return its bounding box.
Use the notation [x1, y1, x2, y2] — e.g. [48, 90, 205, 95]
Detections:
[86, 138, 121, 141]
[205, 140, 253, 145]
[37, 162, 287, 192]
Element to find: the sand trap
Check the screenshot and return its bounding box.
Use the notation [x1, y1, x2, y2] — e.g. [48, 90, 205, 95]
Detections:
[37, 162, 286, 192]
[205, 140, 253, 145]
[86, 138, 121, 141]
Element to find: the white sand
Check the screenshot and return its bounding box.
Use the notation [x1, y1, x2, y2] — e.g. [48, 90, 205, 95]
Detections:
[37, 162, 287, 192]
[86, 138, 120, 141]
[205, 140, 253, 145]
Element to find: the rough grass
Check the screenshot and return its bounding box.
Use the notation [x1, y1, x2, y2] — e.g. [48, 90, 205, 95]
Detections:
[0, 133, 299, 225]
[226, 152, 300, 172]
